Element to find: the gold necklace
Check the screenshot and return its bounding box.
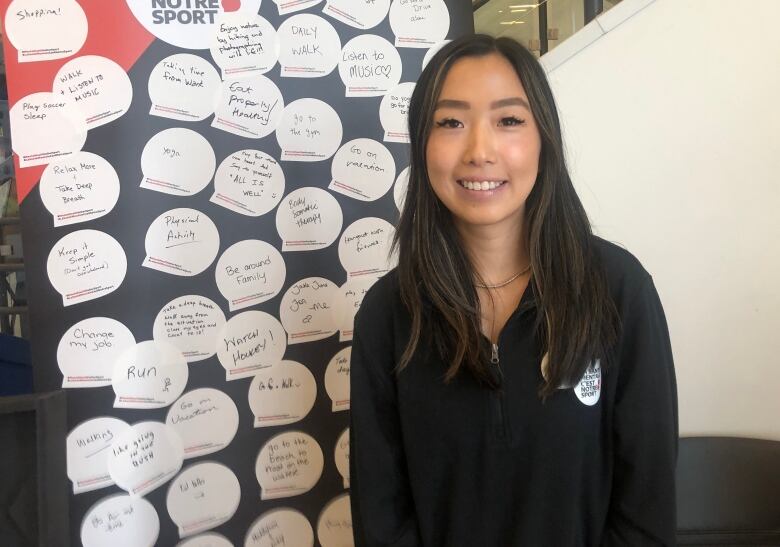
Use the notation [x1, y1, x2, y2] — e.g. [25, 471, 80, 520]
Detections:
[475, 264, 531, 289]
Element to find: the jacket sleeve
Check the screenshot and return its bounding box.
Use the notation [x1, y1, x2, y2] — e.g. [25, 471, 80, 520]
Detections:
[603, 276, 679, 546]
[349, 290, 422, 547]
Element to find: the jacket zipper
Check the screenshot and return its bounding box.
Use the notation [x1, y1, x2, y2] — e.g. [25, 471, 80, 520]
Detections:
[491, 342, 508, 440]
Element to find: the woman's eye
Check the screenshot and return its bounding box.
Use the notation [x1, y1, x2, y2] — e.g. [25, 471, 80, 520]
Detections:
[499, 116, 526, 127]
[435, 118, 463, 129]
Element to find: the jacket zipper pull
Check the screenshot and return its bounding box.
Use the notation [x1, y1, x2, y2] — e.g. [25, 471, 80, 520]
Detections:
[491, 343, 500, 366]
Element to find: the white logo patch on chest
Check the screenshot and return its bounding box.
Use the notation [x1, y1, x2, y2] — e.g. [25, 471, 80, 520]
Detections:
[574, 360, 601, 406]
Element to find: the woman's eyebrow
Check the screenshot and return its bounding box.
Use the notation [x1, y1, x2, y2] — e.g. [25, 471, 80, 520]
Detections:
[434, 97, 530, 110]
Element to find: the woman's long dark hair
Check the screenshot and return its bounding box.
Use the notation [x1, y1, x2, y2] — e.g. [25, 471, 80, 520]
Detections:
[394, 34, 618, 396]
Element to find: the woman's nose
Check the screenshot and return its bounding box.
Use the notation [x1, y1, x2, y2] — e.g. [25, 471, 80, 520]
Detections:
[462, 121, 497, 166]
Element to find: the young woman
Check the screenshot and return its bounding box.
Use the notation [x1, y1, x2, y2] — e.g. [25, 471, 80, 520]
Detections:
[349, 35, 677, 546]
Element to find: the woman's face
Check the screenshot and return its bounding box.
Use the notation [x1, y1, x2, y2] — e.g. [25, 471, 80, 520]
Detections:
[425, 53, 542, 232]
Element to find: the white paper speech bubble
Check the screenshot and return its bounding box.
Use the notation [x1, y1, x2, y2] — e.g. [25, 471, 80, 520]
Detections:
[255, 431, 324, 500]
[338, 217, 397, 279]
[112, 340, 189, 410]
[167, 388, 239, 459]
[140, 128, 216, 196]
[212, 76, 284, 139]
[108, 421, 184, 497]
[276, 98, 343, 162]
[178, 533, 233, 547]
[210, 149, 285, 217]
[47, 229, 127, 306]
[210, 11, 279, 79]
[143, 208, 220, 277]
[58, 317, 136, 388]
[389, 0, 450, 49]
[53, 55, 133, 128]
[279, 277, 338, 343]
[40, 151, 120, 227]
[323, 0, 389, 29]
[248, 360, 317, 428]
[176, 532, 233, 547]
[422, 40, 451, 70]
[325, 346, 350, 412]
[394, 165, 410, 212]
[275, 187, 343, 252]
[574, 360, 602, 406]
[149, 54, 222, 122]
[124, 0, 263, 50]
[278, 14, 340, 78]
[217, 310, 287, 380]
[215, 240, 286, 311]
[4, 0, 87, 63]
[167, 462, 241, 538]
[317, 494, 353, 547]
[67, 417, 131, 494]
[245, 508, 314, 547]
[338, 34, 401, 97]
[81, 494, 159, 547]
[379, 82, 414, 143]
[153, 295, 226, 362]
[9, 91, 87, 167]
[332, 277, 377, 341]
[329, 138, 395, 201]
[275, 0, 323, 15]
[334, 428, 349, 488]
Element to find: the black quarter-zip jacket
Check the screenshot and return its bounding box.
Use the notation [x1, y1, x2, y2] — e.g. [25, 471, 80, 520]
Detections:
[349, 238, 678, 547]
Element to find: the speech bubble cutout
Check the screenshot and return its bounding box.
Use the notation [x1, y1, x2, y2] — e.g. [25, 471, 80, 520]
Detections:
[9, 92, 87, 167]
[124, 0, 263, 50]
[279, 277, 338, 343]
[317, 494, 353, 547]
[278, 13, 340, 78]
[329, 139, 395, 201]
[334, 428, 349, 488]
[108, 421, 184, 497]
[112, 340, 188, 410]
[4, 0, 87, 63]
[149, 54, 222, 122]
[40, 151, 120, 227]
[210, 11, 279, 79]
[245, 508, 314, 547]
[325, 346, 350, 412]
[338, 34, 401, 97]
[140, 128, 216, 195]
[210, 149, 285, 217]
[212, 76, 284, 139]
[255, 431, 324, 500]
[178, 533, 233, 547]
[81, 494, 159, 547]
[393, 166, 410, 212]
[53, 55, 132, 128]
[47, 229, 127, 307]
[332, 277, 377, 342]
[380, 82, 414, 143]
[58, 317, 136, 388]
[215, 240, 286, 311]
[389, 0, 450, 49]
[422, 40, 451, 70]
[248, 360, 317, 427]
[275, 0, 323, 15]
[276, 98, 342, 162]
[167, 462, 241, 538]
[574, 360, 602, 406]
[166, 388, 239, 459]
[143, 209, 220, 277]
[67, 417, 131, 494]
[323, 0, 389, 29]
[217, 311, 287, 380]
[338, 217, 397, 279]
[275, 187, 343, 252]
[153, 295, 226, 363]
